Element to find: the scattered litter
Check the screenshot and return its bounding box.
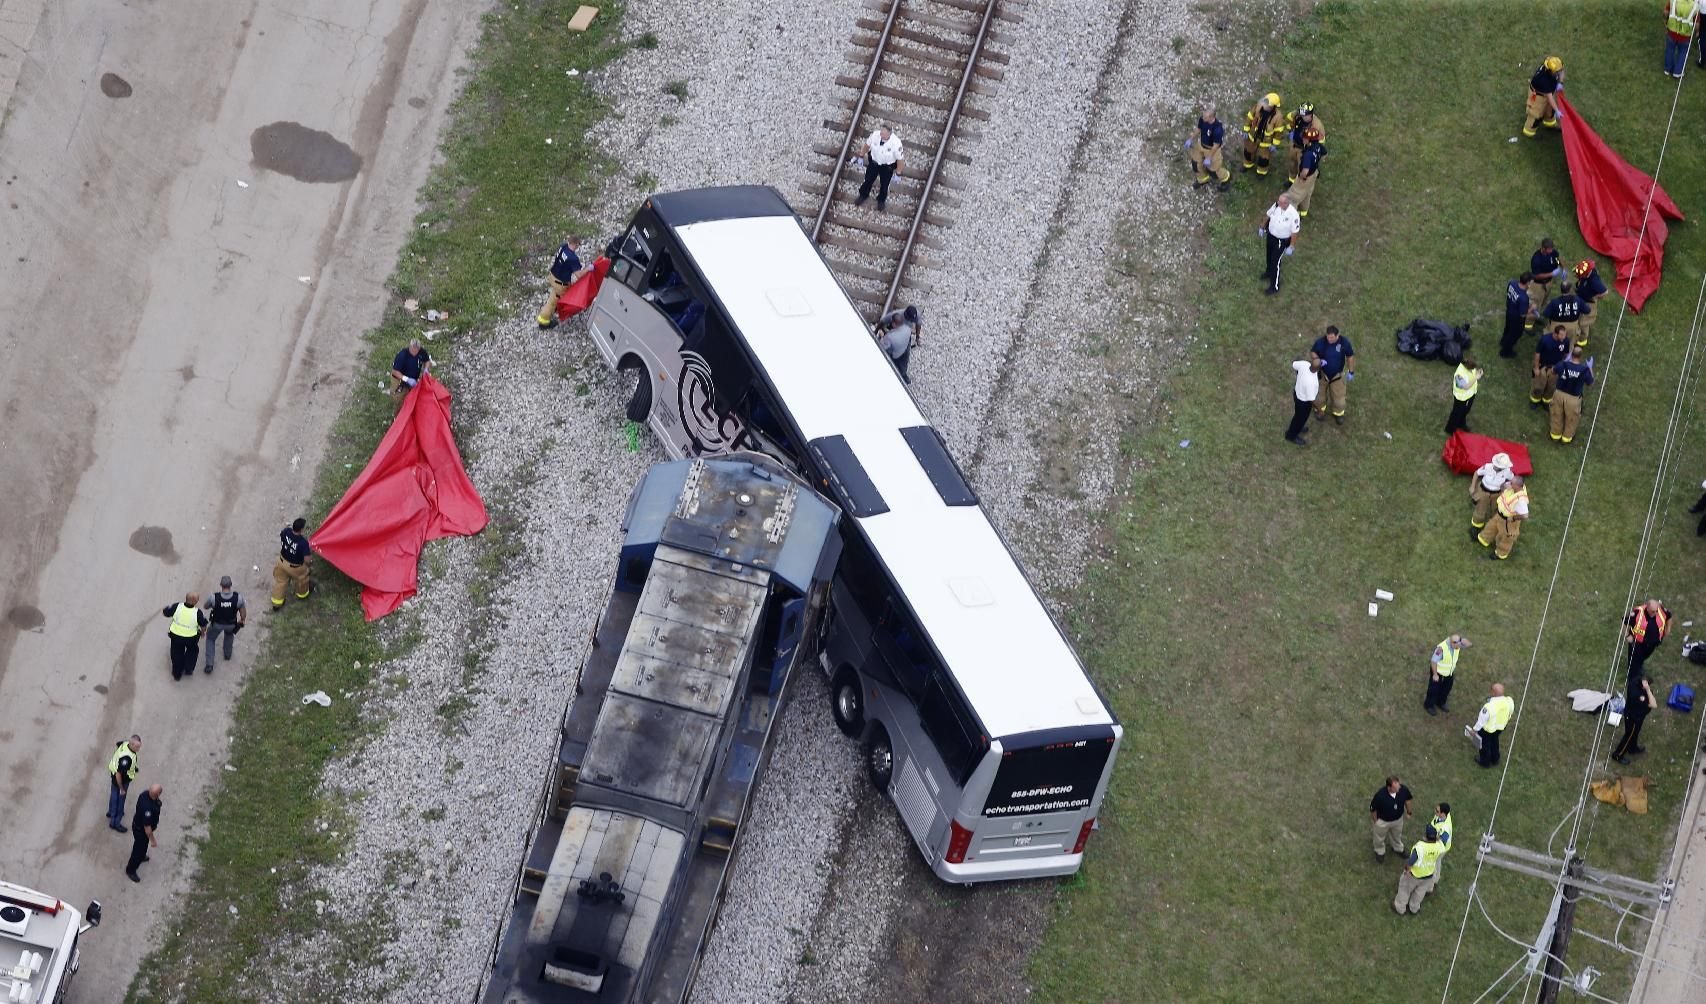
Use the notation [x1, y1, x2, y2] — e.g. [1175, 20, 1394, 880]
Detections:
[289, 452, 300, 472]
[297, 276, 312, 284]
[422, 329, 443, 341]
[1567, 688, 1612, 713]
[1685, 620, 1695, 628]
[1508, 136, 1519, 143]
[1382, 431, 1392, 440]
[565, 68, 580, 77]
[425, 309, 447, 321]
[1367, 602, 1379, 617]
[404, 298, 420, 312]
[270, 868, 276, 875]
[625, 420, 643, 452]
[1178, 439, 1190, 449]
[567, 4, 599, 31]
[301, 690, 332, 707]
[1591, 775, 1649, 814]
[235, 179, 250, 189]
[228, 905, 239, 916]
[1375, 589, 1394, 601]
[223, 763, 237, 772]
[353, 661, 362, 670]
[545, 138, 553, 145]
[251, 565, 259, 572]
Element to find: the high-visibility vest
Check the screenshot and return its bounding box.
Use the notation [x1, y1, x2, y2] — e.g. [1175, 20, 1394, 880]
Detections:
[1453, 364, 1480, 402]
[169, 603, 201, 638]
[1496, 485, 1528, 520]
[1631, 606, 1670, 645]
[1669, 0, 1695, 38]
[1408, 838, 1447, 878]
[1433, 813, 1454, 851]
[108, 742, 139, 782]
[1434, 639, 1461, 678]
[1483, 695, 1515, 732]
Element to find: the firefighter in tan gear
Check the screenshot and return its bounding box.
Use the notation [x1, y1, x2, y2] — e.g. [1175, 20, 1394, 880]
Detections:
[1243, 92, 1284, 176]
[1186, 103, 1233, 192]
[1523, 56, 1564, 137]
[1285, 103, 1325, 183]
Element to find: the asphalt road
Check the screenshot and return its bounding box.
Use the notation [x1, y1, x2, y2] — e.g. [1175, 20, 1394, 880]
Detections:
[0, 0, 480, 996]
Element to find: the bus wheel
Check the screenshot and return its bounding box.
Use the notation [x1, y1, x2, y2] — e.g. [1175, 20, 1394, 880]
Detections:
[864, 725, 893, 792]
[830, 668, 864, 738]
[618, 357, 651, 423]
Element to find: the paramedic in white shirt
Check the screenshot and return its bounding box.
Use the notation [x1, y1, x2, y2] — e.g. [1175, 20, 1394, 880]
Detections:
[1286, 357, 1320, 445]
[1469, 452, 1514, 529]
[856, 126, 905, 211]
[1260, 193, 1302, 295]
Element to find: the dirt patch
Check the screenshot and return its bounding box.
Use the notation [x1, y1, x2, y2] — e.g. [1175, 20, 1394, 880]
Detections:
[127, 524, 179, 563]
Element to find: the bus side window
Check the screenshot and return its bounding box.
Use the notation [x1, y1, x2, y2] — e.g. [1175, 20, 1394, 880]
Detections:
[918, 676, 984, 786]
[872, 599, 934, 699]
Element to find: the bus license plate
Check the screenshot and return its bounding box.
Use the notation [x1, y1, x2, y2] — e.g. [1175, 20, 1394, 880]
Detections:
[1013, 836, 1031, 847]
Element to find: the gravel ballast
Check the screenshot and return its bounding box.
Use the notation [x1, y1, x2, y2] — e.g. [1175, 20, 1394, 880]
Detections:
[244, 0, 1276, 998]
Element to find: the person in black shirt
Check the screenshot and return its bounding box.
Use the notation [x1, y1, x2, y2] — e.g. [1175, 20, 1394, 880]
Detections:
[271, 518, 313, 610]
[202, 575, 247, 672]
[536, 236, 585, 329]
[1369, 775, 1413, 862]
[1186, 104, 1232, 192]
[126, 784, 163, 882]
[1526, 238, 1563, 322]
[1613, 672, 1657, 765]
[1523, 57, 1564, 137]
[388, 339, 432, 397]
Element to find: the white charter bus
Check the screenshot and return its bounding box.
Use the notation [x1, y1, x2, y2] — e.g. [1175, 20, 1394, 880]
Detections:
[583, 186, 1122, 882]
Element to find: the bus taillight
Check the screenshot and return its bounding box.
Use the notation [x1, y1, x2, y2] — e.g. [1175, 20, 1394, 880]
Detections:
[945, 820, 974, 864]
[1071, 818, 1096, 855]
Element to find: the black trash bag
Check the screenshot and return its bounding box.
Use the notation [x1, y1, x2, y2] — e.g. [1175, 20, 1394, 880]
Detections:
[1439, 339, 1463, 365]
[1395, 318, 1472, 363]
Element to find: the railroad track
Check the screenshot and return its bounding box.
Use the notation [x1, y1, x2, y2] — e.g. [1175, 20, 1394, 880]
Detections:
[803, 0, 1022, 321]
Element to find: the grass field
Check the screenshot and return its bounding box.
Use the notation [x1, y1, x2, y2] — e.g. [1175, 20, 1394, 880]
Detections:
[1031, 3, 1706, 1002]
[125, 4, 624, 999]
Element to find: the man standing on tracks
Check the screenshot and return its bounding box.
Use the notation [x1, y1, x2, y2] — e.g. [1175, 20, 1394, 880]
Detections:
[161, 592, 207, 681]
[125, 784, 163, 883]
[1476, 477, 1528, 560]
[1394, 824, 1446, 915]
[1308, 325, 1354, 423]
[1369, 775, 1412, 862]
[1187, 103, 1232, 192]
[874, 305, 921, 382]
[536, 236, 585, 329]
[106, 734, 141, 833]
[1285, 103, 1324, 183]
[1573, 259, 1609, 347]
[1425, 634, 1472, 716]
[1626, 599, 1673, 680]
[272, 517, 313, 610]
[1285, 130, 1326, 217]
[1242, 92, 1284, 175]
[1473, 683, 1516, 767]
[1499, 272, 1534, 357]
[855, 124, 904, 213]
[202, 575, 247, 672]
[1259, 193, 1301, 296]
[1549, 347, 1594, 444]
[1523, 56, 1564, 137]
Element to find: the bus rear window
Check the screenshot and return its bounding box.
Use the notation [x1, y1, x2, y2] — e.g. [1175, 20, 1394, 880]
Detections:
[983, 737, 1114, 817]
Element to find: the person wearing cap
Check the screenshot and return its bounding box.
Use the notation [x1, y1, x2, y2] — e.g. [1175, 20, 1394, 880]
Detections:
[1186, 104, 1232, 192]
[1444, 353, 1482, 435]
[1541, 283, 1583, 346]
[1526, 239, 1564, 322]
[1284, 103, 1324, 183]
[389, 339, 431, 397]
[855, 125, 904, 212]
[1242, 92, 1284, 175]
[1523, 57, 1564, 137]
[1394, 825, 1447, 914]
[873, 305, 921, 382]
[1285, 129, 1326, 218]
[1285, 356, 1320, 446]
[1308, 325, 1354, 423]
[1499, 272, 1534, 357]
[1369, 775, 1412, 862]
[1476, 477, 1529, 560]
[1425, 635, 1472, 715]
[1470, 454, 1515, 530]
[536, 236, 585, 329]
[1572, 259, 1609, 347]
[1531, 325, 1571, 408]
[1258, 193, 1301, 296]
[1549, 346, 1594, 444]
[1664, 1, 1705, 78]
[161, 593, 207, 681]
[202, 576, 247, 672]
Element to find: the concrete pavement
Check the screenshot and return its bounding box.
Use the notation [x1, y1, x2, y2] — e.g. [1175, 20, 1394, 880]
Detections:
[0, 0, 481, 995]
[1631, 759, 1706, 1001]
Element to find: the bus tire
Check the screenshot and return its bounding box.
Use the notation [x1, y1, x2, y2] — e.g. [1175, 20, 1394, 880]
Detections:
[864, 724, 893, 792]
[830, 667, 864, 738]
[618, 356, 651, 423]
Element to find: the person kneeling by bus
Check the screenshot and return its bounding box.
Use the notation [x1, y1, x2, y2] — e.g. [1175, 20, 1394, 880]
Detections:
[874, 306, 921, 382]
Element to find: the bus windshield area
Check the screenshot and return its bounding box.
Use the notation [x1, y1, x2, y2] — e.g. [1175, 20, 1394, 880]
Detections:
[982, 735, 1115, 817]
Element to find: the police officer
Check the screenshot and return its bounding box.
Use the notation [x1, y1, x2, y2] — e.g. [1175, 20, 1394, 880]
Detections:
[1242, 92, 1284, 175]
[1444, 353, 1482, 434]
[106, 734, 141, 832]
[1531, 325, 1571, 408]
[1187, 104, 1232, 192]
[1470, 453, 1515, 530]
[1523, 56, 1564, 137]
[125, 784, 163, 883]
[1474, 683, 1516, 767]
[1425, 634, 1472, 715]
[536, 236, 585, 329]
[1549, 346, 1594, 444]
[1527, 238, 1564, 325]
[1612, 671, 1658, 766]
[161, 593, 206, 681]
[1286, 129, 1326, 217]
[1394, 825, 1447, 915]
[1499, 272, 1534, 357]
[1285, 102, 1324, 183]
[272, 518, 313, 610]
[1476, 477, 1529, 560]
[202, 575, 247, 672]
[1542, 283, 1583, 345]
[1573, 259, 1609, 347]
[1308, 325, 1354, 423]
[1430, 803, 1455, 881]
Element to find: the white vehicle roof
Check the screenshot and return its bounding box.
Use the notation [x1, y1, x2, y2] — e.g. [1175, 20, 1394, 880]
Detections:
[672, 212, 1111, 739]
[0, 881, 82, 1003]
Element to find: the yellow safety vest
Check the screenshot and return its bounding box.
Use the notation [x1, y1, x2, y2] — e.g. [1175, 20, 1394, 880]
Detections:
[1408, 838, 1447, 878]
[1483, 695, 1515, 732]
[169, 603, 201, 638]
[1433, 813, 1454, 852]
[1433, 640, 1461, 678]
[1496, 486, 1528, 520]
[1669, 0, 1696, 37]
[108, 742, 139, 782]
[1452, 364, 1480, 402]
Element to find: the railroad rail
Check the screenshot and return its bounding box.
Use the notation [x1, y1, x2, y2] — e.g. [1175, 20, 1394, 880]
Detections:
[804, 0, 1022, 321]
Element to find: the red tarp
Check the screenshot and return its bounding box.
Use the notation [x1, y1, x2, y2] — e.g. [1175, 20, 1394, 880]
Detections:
[555, 256, 611, 322]
[313, 373, 488, 620]
[1558, 94, 1684, 313]
[1441, 431, 1534, 478]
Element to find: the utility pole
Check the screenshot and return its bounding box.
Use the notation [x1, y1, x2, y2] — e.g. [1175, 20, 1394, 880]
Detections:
[1537, 855, 1585, 1004]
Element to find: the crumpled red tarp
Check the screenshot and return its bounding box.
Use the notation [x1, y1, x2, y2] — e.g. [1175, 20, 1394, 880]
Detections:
[1441, 431, 1533, 478]
[1558, 94, 1684, 313]
[313, 373, 488, 620]
[555, 256, 611, 322]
